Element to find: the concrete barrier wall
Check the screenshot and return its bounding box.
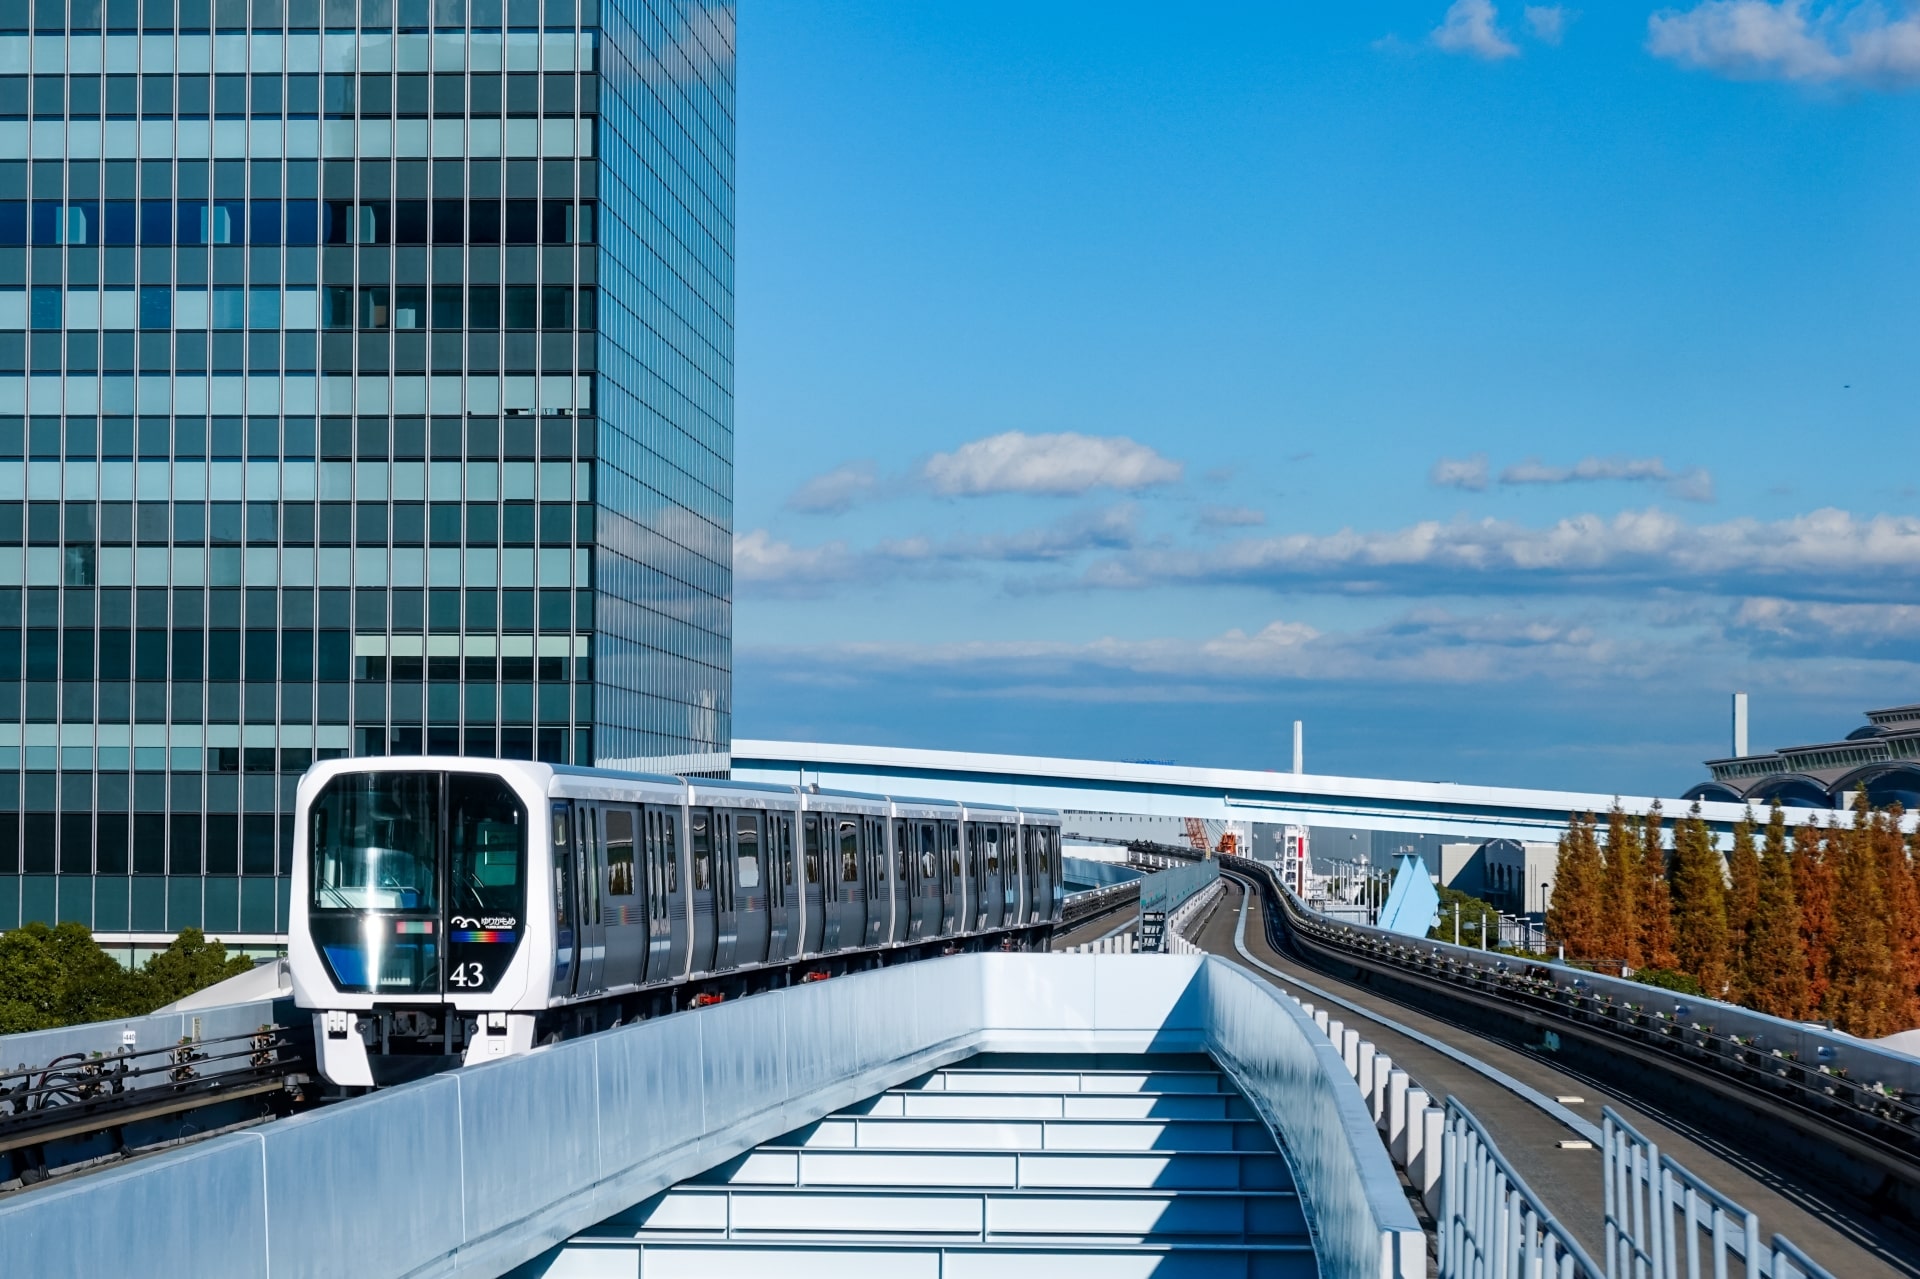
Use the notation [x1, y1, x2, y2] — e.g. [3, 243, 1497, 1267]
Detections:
[0, 954, 1416, 1279]
[1137, 856, 1219, 916]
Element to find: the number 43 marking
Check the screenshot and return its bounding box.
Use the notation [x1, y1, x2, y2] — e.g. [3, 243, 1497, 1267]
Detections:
[448, 962, 486, 988]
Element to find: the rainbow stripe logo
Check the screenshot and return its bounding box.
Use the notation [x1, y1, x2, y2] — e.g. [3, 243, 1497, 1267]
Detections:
[452, 929, 517, 944]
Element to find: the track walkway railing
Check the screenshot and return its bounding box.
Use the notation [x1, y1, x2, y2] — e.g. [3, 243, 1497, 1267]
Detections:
[1441, 1098, 1600, 1279]
[1602, 1107, 1836, 1279]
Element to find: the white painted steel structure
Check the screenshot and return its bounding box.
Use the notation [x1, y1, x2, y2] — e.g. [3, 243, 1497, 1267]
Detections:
[733, 740, 1767, 843]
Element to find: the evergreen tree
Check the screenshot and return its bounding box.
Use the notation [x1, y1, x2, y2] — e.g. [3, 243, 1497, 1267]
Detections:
[1826, 790, 1901, 1036]
[1668, 802, 1730, 995]
[1548, 812, 1608, 961]
[1639, 804, 1679, 971]
[1724, 809, 1762, 1002]
[1742, 802, 1809, 1020]
[1603, 803, 1643, 971]
[1794, 819, 1837, 1015]
[1873, 805, 1920, 1029]
[141, 928, 255, 1008]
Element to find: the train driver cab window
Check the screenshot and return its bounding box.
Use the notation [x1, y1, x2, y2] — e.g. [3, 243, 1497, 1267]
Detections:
[736, 812, 761, 890]
[691, 810, 712, 891]
[310, 771, 440, 910]
[803, 814, 821, 884]
[838, 819, 859, 883]
[605, 807, 635, 897]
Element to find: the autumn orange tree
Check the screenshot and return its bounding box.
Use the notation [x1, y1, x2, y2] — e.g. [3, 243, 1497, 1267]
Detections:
[1740, 803, 1809, 1020]
[1547, 812, 1608, 962]
[1668, 803, 1730, 995]
[1724, 810, 1761, 1002]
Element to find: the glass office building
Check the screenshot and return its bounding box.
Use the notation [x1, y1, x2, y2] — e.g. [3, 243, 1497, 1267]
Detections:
[0, 0, 734, 953]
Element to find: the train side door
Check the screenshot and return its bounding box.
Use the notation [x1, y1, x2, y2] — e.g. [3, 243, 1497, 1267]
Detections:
[643, 805, 686, 983]
[551, 803, 575, 996]
[732, 809, 771, 966]
[602, 805, 644, 988]
[1002, 823, 1019, 923]
[941, 820, 961, 934]
[689, 806, 718, 973]
[802, 813, 826, 953]
[572, 802, 607, 995]
[837, 816, 864, 950]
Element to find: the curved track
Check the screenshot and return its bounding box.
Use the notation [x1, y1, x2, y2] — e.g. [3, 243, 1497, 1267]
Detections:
[1190, 875, 1916, 1278]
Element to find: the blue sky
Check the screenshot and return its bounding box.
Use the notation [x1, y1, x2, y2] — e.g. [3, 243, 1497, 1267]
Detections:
[726, 1, 1920, 795]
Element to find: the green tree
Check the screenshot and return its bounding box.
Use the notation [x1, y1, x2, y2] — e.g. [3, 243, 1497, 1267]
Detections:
[1724, 809, 1762, 1002]
[1548, 812, 1608, 962]
[1639, 805, 1678, 971]
[0, 922, 150, 1032]
[1603, 804, 1643, 970]
[140, 928, 255, 1008]
[1741, 802, 1810, 1021]
[1430, 887, 1500, 948]
[1668, 802, 1730, 995]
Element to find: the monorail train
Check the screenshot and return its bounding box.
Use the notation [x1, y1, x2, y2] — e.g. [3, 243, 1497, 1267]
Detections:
[288, 758, 1064, 1086]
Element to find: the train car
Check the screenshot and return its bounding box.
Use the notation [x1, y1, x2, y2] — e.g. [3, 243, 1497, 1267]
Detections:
[289, 758, 1062, 1087]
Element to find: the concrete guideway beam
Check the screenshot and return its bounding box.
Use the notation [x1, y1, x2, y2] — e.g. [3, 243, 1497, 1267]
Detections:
[0, 954, 1421, 1279]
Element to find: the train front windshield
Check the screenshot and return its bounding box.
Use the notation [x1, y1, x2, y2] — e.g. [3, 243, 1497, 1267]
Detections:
[309, 771, 527, 996]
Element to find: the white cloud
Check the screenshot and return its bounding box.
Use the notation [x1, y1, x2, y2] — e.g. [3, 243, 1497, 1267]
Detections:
[1525, 5, 1573, 43]
[1077, 506, 1920, 597]
[1498, 456, 1716, 502]
[1729, 596, 1920, 656]
[1197, 505, 1268, 529]
[1433, 0, 1522, 58]
[1647, 1, 1920, 85]
[1432, 454, 1491, 491]
[920, 431, 1183, 497]
[787, 460, 879, 515]
[734, 530, 858, 587]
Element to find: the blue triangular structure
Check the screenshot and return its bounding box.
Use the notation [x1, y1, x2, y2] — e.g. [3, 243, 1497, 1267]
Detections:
[1375, 851, 1440, 939]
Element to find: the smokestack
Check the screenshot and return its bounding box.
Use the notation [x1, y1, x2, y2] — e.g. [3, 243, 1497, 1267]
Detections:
[1732, 691, 1748, 757]
[1292, 720, 1304, 774]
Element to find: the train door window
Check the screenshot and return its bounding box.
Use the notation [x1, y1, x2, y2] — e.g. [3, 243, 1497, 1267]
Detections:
[643, 809, 663, 916]
[919, 823, 937, 886]
[551, 803, 572, 932]
[894, 819, 910, 887]
[691, 810, 712, 891]
[605, 807, 635, 898]
[577, 805, 601, 925]
[736, 811, 761, 892]
[945, 821, 961, 882]
[984, 824, 999, 874]
[714, 811, 733, 911]
[774, 815, 792, 904]
[803, 814, 821, 886]
[838, 818, 860, 885]
[657, 808, 679, 896]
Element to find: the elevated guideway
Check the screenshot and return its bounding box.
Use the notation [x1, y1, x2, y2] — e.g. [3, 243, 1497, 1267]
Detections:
[733, 739, 1768, 841]
[1184, 872, 1920, 1278]
[0, 953, 1422, 1279]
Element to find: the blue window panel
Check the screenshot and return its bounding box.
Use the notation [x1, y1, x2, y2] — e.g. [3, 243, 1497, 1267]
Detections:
[212, 200, 245, 245]
[249, 287, 280, 329]
[30, 287, 60, 329]
[250, 198, 281, 246]
[30, 201, 61, 246]
[104, 200, 137, 245]
[140, 287, 171, 329]
[140, 200, 172, 245]
[212, 288, 245, 330]
[0, 202, 23, 246]
[178, 200, 207, 245]
[286, 199, 319, 245]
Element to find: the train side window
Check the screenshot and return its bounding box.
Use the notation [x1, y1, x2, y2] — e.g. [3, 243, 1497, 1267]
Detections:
[715, 812, 733, 911]
[985, 825, 999, 875]
[605, 807, 635, 898]
[839, 818, 859, 884]
[580, 805, 601, 925]
[691, 810, 712, 891]
[661, 809, 679, 896]
[946, 822, 961, 880]
[551, 803, 571, 931]
[803, 814, 821, 885]
[920, 823, 937, 882]
[737, 811, 760, 891]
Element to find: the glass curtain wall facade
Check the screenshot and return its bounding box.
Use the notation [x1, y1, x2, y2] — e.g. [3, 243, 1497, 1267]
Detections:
[0, 0, 733, 952]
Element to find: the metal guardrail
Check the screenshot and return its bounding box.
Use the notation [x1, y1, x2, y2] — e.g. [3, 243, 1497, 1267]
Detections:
[1439, 1097, 1600, 1279]
[1221, 854, 1920, 1178]
[1059, 878, 1141, 927]
[1602, 1107, 1835, 1279]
